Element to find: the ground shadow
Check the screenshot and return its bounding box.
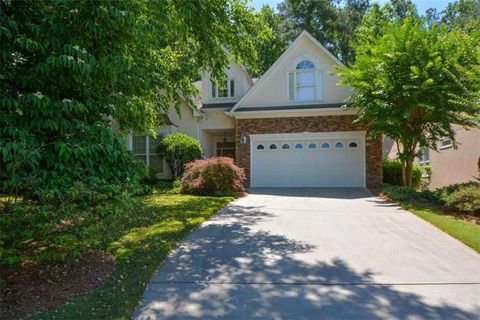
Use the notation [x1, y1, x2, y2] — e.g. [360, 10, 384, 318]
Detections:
[247, 187, 375, 199]
[134, 205, 479, 319]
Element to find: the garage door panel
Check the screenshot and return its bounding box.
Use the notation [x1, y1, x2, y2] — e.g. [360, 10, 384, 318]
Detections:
[251, 133, 365, 188]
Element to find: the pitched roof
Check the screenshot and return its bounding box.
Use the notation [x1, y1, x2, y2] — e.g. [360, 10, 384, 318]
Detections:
[229, 30, 345, 114]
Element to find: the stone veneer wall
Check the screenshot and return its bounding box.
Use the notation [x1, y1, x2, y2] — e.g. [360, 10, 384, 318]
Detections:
[235, 115, 383, 188]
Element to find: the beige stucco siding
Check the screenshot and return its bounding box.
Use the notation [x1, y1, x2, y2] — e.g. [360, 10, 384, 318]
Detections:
[200, 60, 251, 105]
[237, 37, 352, 109]
[198, 109, 234, 131]
[429, 127, 479, 189]
[383, 127, 480, 189]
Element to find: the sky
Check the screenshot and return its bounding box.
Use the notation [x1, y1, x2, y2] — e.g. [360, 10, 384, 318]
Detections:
[250, 0, 452, 14]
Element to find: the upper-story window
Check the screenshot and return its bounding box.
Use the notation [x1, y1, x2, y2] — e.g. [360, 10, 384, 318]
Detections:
[211, 79, 235, 99]
[288, 59, 324, 102]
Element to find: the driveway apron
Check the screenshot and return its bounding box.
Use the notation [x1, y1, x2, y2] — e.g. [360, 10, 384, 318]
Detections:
[133, 188, 480, 319]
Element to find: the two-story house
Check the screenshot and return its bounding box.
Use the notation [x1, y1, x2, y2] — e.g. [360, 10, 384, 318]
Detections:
[124, 30, 383, 188]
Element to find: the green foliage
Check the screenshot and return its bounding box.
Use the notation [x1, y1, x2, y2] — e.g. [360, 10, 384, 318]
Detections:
[382, 159, 423, 189]
[441, 0, 480, 31]
[1, 188, 233, 318]
[379, 183, 480, 252]
[156, 133, 203, 179]
[180, 157, 246, 197]
[337, 8, 480, 186]
[250, 5, 288, 76]
[381, 183, 423, 202]
[0, 0, 260, 202]
[278, 0, 370, 66]
[436, 182, 480, 214]
[419, 165, 432, 191]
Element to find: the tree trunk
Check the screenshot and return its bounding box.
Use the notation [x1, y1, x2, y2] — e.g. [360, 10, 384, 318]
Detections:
[405, 158, 413, 187]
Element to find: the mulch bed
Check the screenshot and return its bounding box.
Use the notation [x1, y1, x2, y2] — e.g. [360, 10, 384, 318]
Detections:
[0, 250, 115, 320]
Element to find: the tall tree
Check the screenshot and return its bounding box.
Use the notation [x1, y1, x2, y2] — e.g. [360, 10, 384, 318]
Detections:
[249, 5, 288, 76]
[0, 0, 260, 201]
[334, 0, 370, 65]
[441, 0, 480, 31]
[278, 0, 339, 51]
[277, 0, 370, 66]
[336, 12, 480, 186]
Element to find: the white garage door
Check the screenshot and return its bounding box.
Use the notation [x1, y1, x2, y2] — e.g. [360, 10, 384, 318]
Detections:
[250, 131, 366, 188]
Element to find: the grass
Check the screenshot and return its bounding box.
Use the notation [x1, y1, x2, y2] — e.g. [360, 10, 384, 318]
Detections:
[403, 202, 480, 253]
[1, 187, 233, 319]
[377, 185, 480, 253]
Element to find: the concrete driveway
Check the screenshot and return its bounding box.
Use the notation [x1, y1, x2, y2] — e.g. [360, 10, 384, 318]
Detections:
[133, 188, 480, 319]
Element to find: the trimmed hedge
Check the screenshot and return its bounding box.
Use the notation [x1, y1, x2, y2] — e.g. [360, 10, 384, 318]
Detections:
[436, 182, 480, 215]
[382, 159, 424, 189]
[180, 157, 245, 196]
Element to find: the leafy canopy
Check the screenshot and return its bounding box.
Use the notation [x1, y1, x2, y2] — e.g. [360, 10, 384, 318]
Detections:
[0, 0, 261, 201]
[277, 0, 371, 66]
[336, 9, 480, 185]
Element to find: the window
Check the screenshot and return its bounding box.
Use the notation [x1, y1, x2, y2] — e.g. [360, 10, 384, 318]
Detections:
[132, 135, 163, 173]
[308, 143, 316, 149]
[256, 144, 265, 150]
[211, 79, 235, 98]
[439, 138, 452, 149]
[216, 141, 235, 159]
[335, 142, 344, 149]
[282, 143, 290, 150]
[418, 147, 430, 166]
[295, 143, 303, 149]
[269, 144, 278, 150]
[321, 143, 330, 149]
[288, 60, 324, 102]
[349, 142, 358, 148]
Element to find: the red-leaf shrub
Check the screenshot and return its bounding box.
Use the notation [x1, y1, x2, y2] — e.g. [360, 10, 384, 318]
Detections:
[180, 157, 245, 196]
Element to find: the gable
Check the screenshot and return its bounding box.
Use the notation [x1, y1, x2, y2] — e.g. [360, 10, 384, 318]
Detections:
[231, 31, 352, 111]
[200, 59, 253, 106]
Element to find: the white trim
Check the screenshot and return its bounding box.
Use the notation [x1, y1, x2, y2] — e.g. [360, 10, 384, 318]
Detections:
[439, 138, 453, 150]
[230, 107, 355, 119]
[211, 78, 235, 99]
[230, 30, 345, 113]
[249, 131, 366, 188]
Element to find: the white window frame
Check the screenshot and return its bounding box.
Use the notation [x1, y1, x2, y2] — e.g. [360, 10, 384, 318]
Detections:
[288, 68, 324, 103]
[439, 138, 452, 150]
[211, 79, 235, 99]
[128, 135, 163, 173]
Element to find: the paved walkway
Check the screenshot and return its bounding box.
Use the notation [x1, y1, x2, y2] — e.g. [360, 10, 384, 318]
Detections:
[133, 188, 480, 319]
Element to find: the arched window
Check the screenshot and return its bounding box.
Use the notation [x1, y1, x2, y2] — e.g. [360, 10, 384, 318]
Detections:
[296, 60, 315, 69]
[308, 143, 317, 149]
[295, 143, 303, 150]
[256, 144, 265, 150]
[269, 144, 278, 150]
[335, 142, 344, 149]
[321, 143, 330, 149]
[349, 142, 358, 148]
[288, 59, 324, 102]
[282, 144, 290, 150]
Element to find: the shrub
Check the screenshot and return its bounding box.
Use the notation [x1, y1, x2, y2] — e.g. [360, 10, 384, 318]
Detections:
[379, 184, 438, 203]
[156, 133, 203, 179]
[380, 184, 420, 202]
[180, 157, 245, 196]
[1, 126, 149, 204]
[382, 159, 423, 189]
[435, 182, 480, 215]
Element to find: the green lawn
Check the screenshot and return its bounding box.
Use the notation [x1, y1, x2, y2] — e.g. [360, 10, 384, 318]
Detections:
[2, 188, 233, 319]
[403, 203, 480, 253]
